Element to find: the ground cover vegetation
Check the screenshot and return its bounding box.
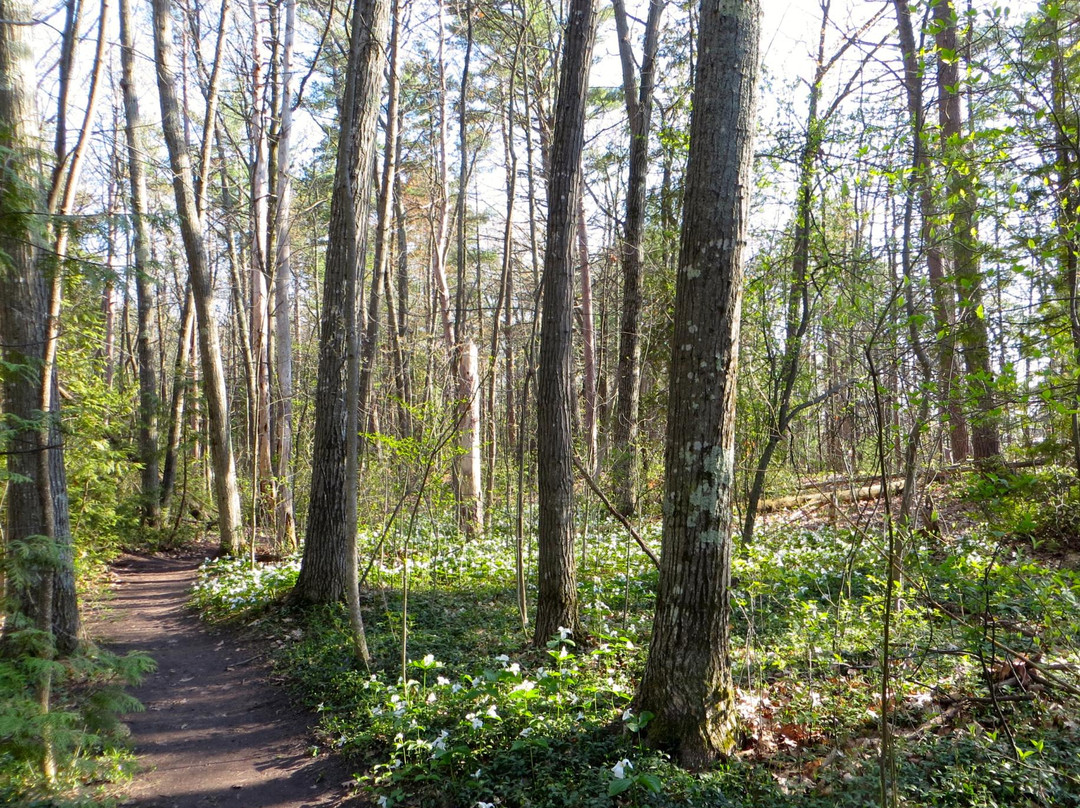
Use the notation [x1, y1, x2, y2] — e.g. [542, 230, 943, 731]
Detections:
[190, 473, 1080, 807]
[4, 0, 1080, 804]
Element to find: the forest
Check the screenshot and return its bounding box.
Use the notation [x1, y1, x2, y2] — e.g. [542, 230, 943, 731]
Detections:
[2, 0, 1080, 804]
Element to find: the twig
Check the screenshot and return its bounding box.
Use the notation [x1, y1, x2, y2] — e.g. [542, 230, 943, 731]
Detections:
[572, 454, 659, 568]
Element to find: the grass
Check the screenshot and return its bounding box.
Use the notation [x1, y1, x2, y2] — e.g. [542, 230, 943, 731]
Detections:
[190, 469, 1080, 807]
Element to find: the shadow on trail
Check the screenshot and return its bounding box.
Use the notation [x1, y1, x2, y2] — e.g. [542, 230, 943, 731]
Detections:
[95, 552, 360, 808]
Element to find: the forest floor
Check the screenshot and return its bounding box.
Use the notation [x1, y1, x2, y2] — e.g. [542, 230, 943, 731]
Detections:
[91, 547, 361, 808]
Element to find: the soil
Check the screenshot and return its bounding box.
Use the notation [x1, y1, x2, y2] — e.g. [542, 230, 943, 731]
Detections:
[94, 549, 361, 808]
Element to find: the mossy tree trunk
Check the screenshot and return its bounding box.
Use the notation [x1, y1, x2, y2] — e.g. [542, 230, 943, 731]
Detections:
[635, 0, 760, 769]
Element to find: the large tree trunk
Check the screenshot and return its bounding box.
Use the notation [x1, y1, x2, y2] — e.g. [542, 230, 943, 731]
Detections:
[290, 0, 390, 605]
[152, 0, 244, 555]
[635, 0, 760, 768]
[247, 0, 275, 521]
[609, 0, 664, 514]
[924, 0, 969, 463]
[119, 0, 161, 529]
[893, 0, 939, 534]
[271, 0, 297, 551]
[452, 1, 484, 538]
[1, 0, 53, 637]
[357, 0, 401, 454]
[532, 0, 598, 647]
[1047, 27, 1080, 475]
[935, 0, 999, 462]
[1, 0, 79, 662]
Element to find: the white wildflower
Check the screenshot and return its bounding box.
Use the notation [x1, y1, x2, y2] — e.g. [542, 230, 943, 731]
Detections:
[611, 758, 633, 779]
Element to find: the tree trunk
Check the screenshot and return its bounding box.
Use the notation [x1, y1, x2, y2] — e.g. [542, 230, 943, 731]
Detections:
[1, 0, 54, 637]
[161, 287, 195, 513]
[291, 0, 390, 605]
[532, 0, 598, 647]
[271, 0, 297, 551]
[452, 0, 483, 538]
[893, 0, 938, 533]
[152, 0, 244, 555]
[358, 0, 401, 455]
[635, 0, 760, 768]
[119, 0, 161, 528]
[935, 0, 999, 463]
[576, 193, 598, 470]
[248, 0, 275, 521]
[610, 0, 664, 515]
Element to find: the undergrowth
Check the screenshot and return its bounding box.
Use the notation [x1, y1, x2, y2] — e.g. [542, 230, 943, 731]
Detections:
[0, 628, 154, 807]
[190, 471, 1080, 807]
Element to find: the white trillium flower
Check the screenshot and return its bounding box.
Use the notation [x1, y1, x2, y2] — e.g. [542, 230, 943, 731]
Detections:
[485, 704, 499, 719]
[436, 675, 451, 687]
[556, 626, 573, 640]
[611, 758, 633, 779]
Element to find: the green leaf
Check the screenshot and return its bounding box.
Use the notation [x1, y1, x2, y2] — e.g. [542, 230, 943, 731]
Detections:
[638, 773, 663, 794]
[608, 778, 634, 796]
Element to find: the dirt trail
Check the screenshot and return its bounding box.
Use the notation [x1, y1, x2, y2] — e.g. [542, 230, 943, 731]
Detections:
[96, 552, 359, 808]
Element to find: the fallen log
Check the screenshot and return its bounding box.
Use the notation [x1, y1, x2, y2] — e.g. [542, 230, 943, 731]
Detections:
[794, 458, 1050, 493]
[758, 480, 905, 514]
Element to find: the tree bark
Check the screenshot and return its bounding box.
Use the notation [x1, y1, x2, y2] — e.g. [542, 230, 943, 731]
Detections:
[533, 0, 598, 646]
[610, 0, 664, 515]
[271, 0, 297, 551]
[152, 0, 244, 555]
[635, 0, 760, 768]
[119, 0, 161, 528]
[576, 192, 598, 470]
[248, 0, 275, 520]
[291, 0, 390, 605]
[935, 0, 999, 462]
[358, 0, 401, 454]
[1, 0, 54, 637]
